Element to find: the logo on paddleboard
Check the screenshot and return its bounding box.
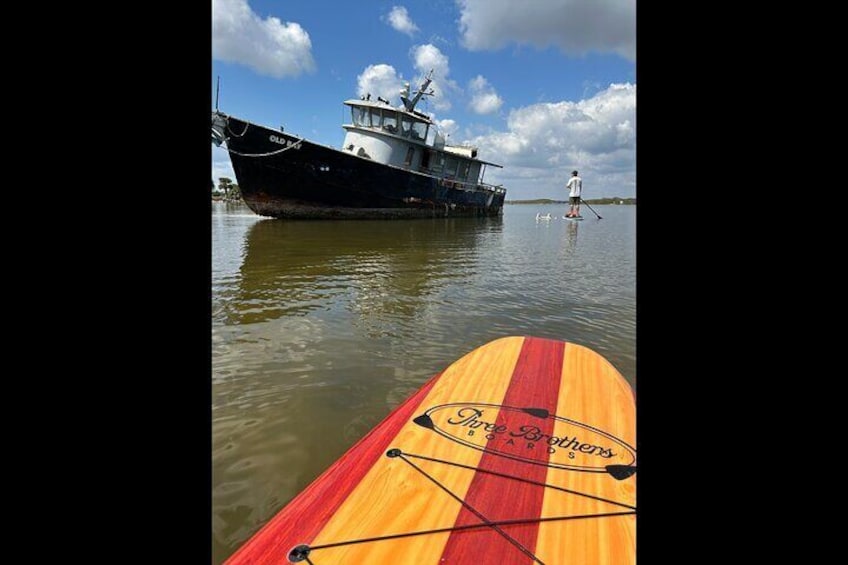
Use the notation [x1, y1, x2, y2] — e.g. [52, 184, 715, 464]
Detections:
[413, 403, 636, 477]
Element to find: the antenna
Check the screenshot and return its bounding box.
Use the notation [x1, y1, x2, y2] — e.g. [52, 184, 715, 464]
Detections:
[215, 75, 221, 110]
[401, 69, 435, 112]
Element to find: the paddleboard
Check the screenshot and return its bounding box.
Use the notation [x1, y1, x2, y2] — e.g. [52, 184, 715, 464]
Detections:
[224, 336, 636, 565]
[562, 215, 583, 221]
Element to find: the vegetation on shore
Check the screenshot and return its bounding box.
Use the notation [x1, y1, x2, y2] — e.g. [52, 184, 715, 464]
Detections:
[212, 178, 242, 202]
[507, 197, 636, 205]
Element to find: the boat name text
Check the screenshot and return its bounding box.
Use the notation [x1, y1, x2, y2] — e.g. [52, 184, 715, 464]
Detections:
[269, 135, 301, 149]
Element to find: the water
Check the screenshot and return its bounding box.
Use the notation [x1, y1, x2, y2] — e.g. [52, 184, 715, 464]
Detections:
[211, 201, 636, 563]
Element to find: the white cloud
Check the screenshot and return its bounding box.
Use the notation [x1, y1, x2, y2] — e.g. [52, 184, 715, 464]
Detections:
[412, 44, 450, 80]
[411, 44, 458, 112]
[356, 64, 405, 102]
[353, 45, 461, 118]
[383, 6, 419, 36]
[466, 83, 636, 198]
[468, 75, 503, 115]
[436, 119, 459, 139]
[457, 0, 635, 61]
[212, 0, 316, 78]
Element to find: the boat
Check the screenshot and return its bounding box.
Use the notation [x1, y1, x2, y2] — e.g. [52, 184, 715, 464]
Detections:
[210, 70, 507, 220]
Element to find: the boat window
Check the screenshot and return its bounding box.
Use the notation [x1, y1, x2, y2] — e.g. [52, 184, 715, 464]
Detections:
[404, 147, 415, 166]
[370, 109, 383, 128]
[401, 115, 413, 137]
[445, 157, 458, 177]
[430, 152, 444, 173]
[382, 112, 398, 134]
[411, 122, 427, 141]
[458, 161, 471, 180]
[352, 107, 369, 127]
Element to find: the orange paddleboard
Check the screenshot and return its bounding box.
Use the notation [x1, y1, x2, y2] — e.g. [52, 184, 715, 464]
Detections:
[225, 336, 636, 564]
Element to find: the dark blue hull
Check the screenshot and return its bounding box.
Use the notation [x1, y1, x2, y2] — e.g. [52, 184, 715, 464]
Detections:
[220, 114, 506, 220]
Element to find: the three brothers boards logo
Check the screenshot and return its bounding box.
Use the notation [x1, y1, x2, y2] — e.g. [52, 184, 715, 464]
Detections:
[413, 402, 636, 480]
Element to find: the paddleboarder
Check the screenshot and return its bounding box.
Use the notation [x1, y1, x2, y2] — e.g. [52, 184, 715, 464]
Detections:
[565, 170, 582, 217]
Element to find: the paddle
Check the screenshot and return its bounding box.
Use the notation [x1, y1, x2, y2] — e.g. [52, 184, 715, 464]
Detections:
[580, 198, 602, 219]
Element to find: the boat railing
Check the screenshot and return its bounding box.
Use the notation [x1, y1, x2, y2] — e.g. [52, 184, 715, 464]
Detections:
[439, 177, 506, 195]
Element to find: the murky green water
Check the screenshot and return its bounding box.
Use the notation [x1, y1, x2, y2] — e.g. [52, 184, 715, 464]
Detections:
[212, 201, 635, 563]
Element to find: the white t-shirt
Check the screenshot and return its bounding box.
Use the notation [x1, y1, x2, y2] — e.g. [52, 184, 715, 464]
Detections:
[566, 176, 582, 197]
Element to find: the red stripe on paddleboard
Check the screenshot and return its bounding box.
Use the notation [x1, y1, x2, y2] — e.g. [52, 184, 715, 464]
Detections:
[439, 336, 564, 564]
[224, 372, 441, 564]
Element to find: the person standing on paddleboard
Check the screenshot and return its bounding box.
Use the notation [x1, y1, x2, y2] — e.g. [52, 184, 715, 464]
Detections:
[565, 170, 582, 217]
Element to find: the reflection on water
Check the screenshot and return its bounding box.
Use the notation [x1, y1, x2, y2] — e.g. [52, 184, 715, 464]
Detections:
[217, 216, 503, 325]
[211, 201, 635, 564]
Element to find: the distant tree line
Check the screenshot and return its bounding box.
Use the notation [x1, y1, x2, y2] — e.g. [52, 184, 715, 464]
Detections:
[506, 197, 636, 205]
[212, 177, 242, 202]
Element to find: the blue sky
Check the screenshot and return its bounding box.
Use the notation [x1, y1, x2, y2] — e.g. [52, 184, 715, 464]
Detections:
[212, 0, 636, 201]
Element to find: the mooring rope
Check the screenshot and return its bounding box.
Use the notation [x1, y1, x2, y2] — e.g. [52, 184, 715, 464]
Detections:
[226, 120, 249, 137]
[219, 118, 304, 157]
[225, 139, 303, 158]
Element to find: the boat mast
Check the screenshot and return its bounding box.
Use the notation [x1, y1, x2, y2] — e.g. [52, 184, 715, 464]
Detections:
[401, 69, 434, 112]
[215, 76, 221, 111]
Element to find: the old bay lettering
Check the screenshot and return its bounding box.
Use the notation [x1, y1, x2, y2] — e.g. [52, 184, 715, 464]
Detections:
[269, 135, 300, 148]
[446, 407, 615, 458]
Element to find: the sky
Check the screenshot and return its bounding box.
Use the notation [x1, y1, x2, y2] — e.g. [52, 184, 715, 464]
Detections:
[211, 0, 636, 201]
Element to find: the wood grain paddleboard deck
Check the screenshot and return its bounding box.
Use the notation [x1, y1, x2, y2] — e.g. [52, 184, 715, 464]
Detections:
[224, 335, 636, 564]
